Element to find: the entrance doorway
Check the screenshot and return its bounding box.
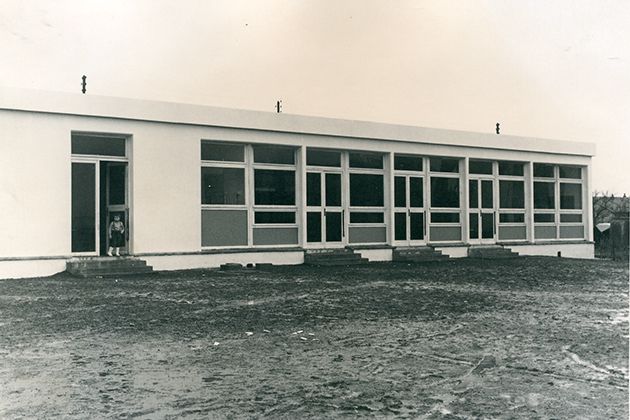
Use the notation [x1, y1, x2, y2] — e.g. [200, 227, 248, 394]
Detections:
[394, 175, 426, 245]
[71, 160, 129, 255]
[306, 170, 345, 247]
[469, 178, 496, 243]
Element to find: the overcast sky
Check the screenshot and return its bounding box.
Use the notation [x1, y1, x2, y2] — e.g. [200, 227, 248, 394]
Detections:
[2, 0, 628, 194]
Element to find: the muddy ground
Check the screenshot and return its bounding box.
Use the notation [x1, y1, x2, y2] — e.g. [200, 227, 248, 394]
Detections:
[0, 257, 627, 419]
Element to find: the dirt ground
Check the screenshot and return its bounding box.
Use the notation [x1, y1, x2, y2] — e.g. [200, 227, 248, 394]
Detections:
[0, 257, 627, 419]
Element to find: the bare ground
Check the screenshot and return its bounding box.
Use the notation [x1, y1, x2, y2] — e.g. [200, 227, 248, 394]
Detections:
[0, 257, 627, 419]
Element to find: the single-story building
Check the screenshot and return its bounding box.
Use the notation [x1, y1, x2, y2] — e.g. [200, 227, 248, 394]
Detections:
[0, 87, 595, 279]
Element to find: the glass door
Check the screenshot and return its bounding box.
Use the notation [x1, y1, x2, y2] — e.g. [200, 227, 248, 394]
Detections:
[103, 162, 128, 255]
[469, 178, 496, 244]
[394, 175, 426, 245]
[71, 161, 98, 254]
[306, 171, 345, 247]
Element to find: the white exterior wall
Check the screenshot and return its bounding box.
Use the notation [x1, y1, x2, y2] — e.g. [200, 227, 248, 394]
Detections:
[131, 124, 200, 253]
[506, 243, 595, 259]
[0, 111, 70, 258]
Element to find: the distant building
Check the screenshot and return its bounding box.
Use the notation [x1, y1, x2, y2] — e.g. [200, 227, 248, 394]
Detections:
[0, 88, 595, 279]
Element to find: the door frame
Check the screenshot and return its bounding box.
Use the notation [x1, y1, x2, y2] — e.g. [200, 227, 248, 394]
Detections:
[468, 176, 497, 244]
[305, 168, 346, 249]
[70, 156, 129, 256]
[393, 174, 427, 246]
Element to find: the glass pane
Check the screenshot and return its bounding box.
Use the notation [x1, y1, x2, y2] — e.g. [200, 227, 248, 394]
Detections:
[307, 173, 321, 206]
[469, 180, 478, 208]
[481, 180, 493, 209]
[307, 149, 341, 167]
[254, 169, 295, 205]
[350, 212, 384, 223]
[430, 157, 459, 173]
[395, 212, 406, 241]
[499, 180, 524, 209]
[201, 141, 244, 162]
[431, 213, 460, 223]
[469, 160, 493, 174]
[307, 212, 322, 242]
[410, 177, 423, 208]
[469, 213, 479, 239]
[72, 134, 126, 157]
[350, 174, 384, 206]
[326, 173, 342, 207]
[499, 213, 525, 223]
[325, 212, 342, 242]
[410, 212, 424, 240]
[534, 182, 555, 209]
[560, 183, 582, 209]
[559, 166, 581, 179]
[498, 161, 524, 176]
[394, 155, 423, 171]
[72, 163, 96, 252]
[349, 152, 383, 169]
[254, 212, 296, 224]
[481, 213, 494, 239]
[394, 177, 406, 207]
[202, 167, 245, 204]
[560, 213, 582, 223]
[431, 177, 459, 208]
[534, 163, 554, 178]
[108, 165, 126, 205]
[534, 213, 555, 223]
[253, 145, 295, 164]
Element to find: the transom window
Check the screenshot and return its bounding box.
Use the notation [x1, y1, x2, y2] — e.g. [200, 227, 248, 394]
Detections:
[72, 133, 126, 157]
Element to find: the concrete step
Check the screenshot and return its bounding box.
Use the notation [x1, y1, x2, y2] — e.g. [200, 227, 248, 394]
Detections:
[66, 257, 154, 277]
[303, 248, 370, 266]
[307, 258, 370, 266]
[68, 267, 155, 278]
[468, 246, 519, 259]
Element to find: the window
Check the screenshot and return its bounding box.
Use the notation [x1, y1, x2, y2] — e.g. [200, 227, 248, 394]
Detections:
[499, 180, 525, 209]
[254, 169, 295, 205]
[349, 152, 383, 169]
[534, 182, 555, 209]
[469, 160, 493, 175]
[394, 177, 406, 207]
[254, 212, 296, 224]
[534, 213, 555, 223]
[201, 167, 245, 205]
[201, 141, 244, 162]
[534, 163, 554, 178]
[72, 134, 126, 157]
[430, 157, 459, 173]
[394, 155, 422, 171]
[560, 214, 582, 223]
[253, 145, 295, 164]
[498, 161, 524, 176]
[560, 183, 582, 209]
[431, 177, 459, 208]
[431, 213, 460, 223]
[499, 213, 525, 223]
[559, 166, 581, 179]
[350, 212, 384, 223]
[350, 174, 384, 206]
[306, 173, 321, 206]
[307, 149, 341, 167]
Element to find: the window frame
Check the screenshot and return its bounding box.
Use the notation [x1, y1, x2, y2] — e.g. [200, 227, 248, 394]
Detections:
[532, 164, 585, 240]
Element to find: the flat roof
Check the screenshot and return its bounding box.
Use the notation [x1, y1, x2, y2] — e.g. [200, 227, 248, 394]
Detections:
[0, 87, 595, 157]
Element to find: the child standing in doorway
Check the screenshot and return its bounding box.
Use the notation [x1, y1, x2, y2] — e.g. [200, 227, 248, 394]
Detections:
[107, 214, 125, 257]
